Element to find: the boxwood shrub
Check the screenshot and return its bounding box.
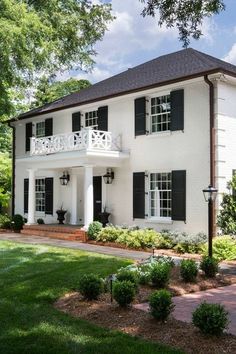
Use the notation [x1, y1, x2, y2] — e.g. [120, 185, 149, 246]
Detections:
[150, 262, 171, 288]
[180, 259, 198, 282]
[192, 302, 229, 335]
[116, 269, 139, 290]
[113, 280, 135, 307]
[200, 256, 219, 278]
[149, 289, 174, 321]
[87, 221, 103, 240]
[78, 274, 103, 300]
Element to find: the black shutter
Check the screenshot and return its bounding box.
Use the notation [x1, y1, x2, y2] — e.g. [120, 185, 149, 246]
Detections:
[170, 89, 184, 131]
[134, 97, 146, 136]
[72, 112, 81, 132]
[172, 170, 186, 221]
[133, 172, 145, 219]
[45, 118, 53, 136]
[25, 122, 32, 152]
[24, 178, 29, 213]
[97, 106, 108, 131]
[45, 178, 53, 215]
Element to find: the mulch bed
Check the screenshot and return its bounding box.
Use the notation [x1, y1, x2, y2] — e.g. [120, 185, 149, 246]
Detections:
[55, 291, 236, 354]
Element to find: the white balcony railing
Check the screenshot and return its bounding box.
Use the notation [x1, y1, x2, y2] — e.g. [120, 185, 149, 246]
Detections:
[30, 128, 121, 156]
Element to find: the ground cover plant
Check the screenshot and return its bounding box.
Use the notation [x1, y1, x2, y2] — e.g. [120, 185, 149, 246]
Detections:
[0, 240, 179, 354]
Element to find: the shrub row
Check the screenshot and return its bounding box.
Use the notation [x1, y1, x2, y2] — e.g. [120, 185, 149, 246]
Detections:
[0, 213, 25, 231]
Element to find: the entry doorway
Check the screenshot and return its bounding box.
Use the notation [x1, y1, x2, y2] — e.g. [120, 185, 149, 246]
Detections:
[93, 176, 102, 221]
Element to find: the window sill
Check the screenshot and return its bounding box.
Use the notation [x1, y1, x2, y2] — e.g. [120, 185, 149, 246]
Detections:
[146, 131, 171, 138]
[145, 218, 173, 224]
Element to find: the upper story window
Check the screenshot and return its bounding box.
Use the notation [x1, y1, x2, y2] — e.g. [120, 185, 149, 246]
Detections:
[85, 110, 98, 129]
[36, 121, 45, 137]
[150, 95, 170, 133]
[149, 172, 172, 218]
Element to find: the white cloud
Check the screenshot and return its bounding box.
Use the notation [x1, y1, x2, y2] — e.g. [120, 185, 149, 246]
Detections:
[223, 43, 236, 64]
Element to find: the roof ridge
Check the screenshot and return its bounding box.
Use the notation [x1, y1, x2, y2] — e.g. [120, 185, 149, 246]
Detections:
[189, 48, 221, 68]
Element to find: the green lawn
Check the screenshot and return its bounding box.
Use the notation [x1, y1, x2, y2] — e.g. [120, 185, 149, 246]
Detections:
[0, 240, 183, 354]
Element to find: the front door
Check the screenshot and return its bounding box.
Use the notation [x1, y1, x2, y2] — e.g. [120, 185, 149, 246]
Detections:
[93, 176, 102, 221]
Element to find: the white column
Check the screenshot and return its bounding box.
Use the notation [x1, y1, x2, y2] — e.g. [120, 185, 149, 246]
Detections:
[27, 169, 36, 224]
[71, 173, 78, 225]
[84, 166, 93, 228]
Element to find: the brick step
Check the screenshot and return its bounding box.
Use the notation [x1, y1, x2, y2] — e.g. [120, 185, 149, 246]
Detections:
[23, 224, 82, 234]
[21, 225, 87, 242]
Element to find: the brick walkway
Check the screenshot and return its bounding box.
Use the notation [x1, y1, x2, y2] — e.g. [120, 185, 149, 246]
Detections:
[134, 284, 236, 335]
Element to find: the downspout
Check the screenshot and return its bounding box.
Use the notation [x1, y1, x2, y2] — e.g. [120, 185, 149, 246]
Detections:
[8, 123, 15, 217]
[204, 75, 216, 235]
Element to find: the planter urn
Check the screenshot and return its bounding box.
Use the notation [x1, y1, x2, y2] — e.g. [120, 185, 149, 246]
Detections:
[56, 210, 67, 224]
[99, 212, 110, 227]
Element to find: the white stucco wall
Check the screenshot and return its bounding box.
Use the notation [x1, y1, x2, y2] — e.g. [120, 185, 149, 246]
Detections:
[14, 77, 212, 233]
[215, 81, 236, 210]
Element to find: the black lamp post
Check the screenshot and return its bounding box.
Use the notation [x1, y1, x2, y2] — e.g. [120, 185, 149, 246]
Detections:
[107, 274, 116, 303]
[202, 185, 218, 257]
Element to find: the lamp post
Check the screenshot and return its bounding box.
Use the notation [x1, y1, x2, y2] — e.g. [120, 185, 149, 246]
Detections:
[202, 185, 218, 257]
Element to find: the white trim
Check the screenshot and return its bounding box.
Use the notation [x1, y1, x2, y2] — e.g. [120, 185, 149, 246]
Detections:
[145, 217, 173, 224]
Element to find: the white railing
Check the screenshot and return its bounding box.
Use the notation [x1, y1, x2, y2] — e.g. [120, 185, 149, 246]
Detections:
[30, 128, 122, 156]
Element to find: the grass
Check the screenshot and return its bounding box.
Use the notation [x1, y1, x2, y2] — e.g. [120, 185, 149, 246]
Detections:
[0, 240, 183, 354]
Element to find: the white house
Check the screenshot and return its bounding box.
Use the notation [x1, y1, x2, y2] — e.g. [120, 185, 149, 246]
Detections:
[8, 48, 236, 234]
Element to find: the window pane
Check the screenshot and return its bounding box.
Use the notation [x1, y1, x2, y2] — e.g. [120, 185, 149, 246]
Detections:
[150, 94, 171, 133]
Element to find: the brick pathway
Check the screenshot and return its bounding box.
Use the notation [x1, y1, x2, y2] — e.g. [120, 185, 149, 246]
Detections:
[134, 284, 236, 335]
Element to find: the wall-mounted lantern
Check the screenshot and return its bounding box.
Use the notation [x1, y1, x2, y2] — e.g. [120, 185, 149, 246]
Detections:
[103, 168, 114, 185]
[59, 171, 70, 186]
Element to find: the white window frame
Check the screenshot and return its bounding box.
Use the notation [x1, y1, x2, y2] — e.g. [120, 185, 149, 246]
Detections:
[147, 171, 172, 222]
[84, 109, 98, 129]
[148, 92, 171, 135]
[35, 178, 45, 213]
[35, 121, 45, 138]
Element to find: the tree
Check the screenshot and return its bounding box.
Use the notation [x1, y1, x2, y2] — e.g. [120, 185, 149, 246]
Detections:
[33, 77, 91, 108]
[217, 175, 236, 235]
[0, 153, 12, 208]
[140, 0, 225, 47]
[0, 0, 113, 119]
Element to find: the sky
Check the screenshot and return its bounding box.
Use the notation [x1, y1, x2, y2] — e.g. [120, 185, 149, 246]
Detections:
[61, 0, 236, 84]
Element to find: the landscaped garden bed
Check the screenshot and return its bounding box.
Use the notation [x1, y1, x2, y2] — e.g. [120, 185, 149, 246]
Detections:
[55, 291, 236, 354]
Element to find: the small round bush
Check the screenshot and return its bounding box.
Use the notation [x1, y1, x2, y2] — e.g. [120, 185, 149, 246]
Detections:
[116, 269, 139, 290]
[37, 218, 45, 225]
[192, 302, 229, 335]
[78, 274, 103, 300]
[180, 259, 198, 282]
[113, 280, 135, 307]
[149, 289, 174, 321]
[0, 214, 11, 229]
[11, 214, 25, 231]
[150, 262, 171, 288]
[87, 221, 103, 240]
[200, 256, 219, 278]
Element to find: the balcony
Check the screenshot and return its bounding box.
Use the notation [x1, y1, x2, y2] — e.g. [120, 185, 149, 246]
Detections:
[30, 128, 122, 156]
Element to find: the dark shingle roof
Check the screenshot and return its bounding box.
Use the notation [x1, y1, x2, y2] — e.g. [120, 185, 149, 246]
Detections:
[17, 48, 236, 120]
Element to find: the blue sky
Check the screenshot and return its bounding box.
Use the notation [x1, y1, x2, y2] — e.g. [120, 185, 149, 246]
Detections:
[62, 0, 236, 84]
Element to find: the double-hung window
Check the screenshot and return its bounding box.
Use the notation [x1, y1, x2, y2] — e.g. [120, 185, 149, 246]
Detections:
[85, 110, 98, 129]
[149, 172, 172, 219]
[35, 179, 45, 212]
[36, 121, 45, 138]
[150, 95, 171, 133]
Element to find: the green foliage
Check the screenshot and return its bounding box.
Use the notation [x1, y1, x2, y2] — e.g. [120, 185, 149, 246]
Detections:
[0, 0, 113, 118]
[141, 0, 225, 47]
[218, 176, 236, 235]
[0, 153, 12, 207]
[180, 259, 198, 282]
[78, 274, 103, 300]
[149, 289, 174, 321]
[37, 218, 45, 225]
[0, 214, 11, 229]
[87, 221, 103, 240]
[97, 226, 171, 249]
[161, 230, 207, 254]
[209, 236, 236, 261]
[116, 269, 139, 290]
[11, 214, 25, 231]
[192, 302, 229, 336]
[200, 256, 219, 278]
[0, 122, 11, 154]
[150, 262, 171, 288]
[33, 77, 91, 108]
[113, 280, 135, 307]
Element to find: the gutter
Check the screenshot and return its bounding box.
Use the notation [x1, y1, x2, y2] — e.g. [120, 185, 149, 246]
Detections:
[204, 75, 216, 234]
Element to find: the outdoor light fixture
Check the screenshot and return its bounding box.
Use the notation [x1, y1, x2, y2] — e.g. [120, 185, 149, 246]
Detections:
[103, 168, 114, 185]
[59, 171, 70, 186]
[107, 274, 117, 303]
[202, 185, 218, 257]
